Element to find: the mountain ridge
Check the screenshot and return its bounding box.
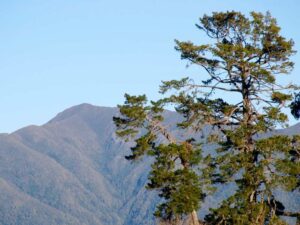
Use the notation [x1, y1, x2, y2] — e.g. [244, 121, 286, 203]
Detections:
[0, 103, 299, 225]
[0, 104, 158, 225]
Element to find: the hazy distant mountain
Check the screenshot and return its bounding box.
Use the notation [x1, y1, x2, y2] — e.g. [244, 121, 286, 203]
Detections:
[0, 104, 299, 225]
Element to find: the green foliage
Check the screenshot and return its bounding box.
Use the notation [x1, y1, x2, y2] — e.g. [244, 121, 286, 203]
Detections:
[114, 10, 300, 225]
[113, 94, 148, 140]
[172, 11, 299, 225]
[113, 94, 211, 223]
[271, 92, 292, 104]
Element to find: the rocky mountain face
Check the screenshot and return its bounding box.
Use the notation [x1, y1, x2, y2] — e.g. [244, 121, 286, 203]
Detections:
[0, 104, 299, 225]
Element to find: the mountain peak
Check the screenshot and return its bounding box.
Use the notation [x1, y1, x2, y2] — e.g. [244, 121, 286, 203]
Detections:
[48, 103, 117, 124]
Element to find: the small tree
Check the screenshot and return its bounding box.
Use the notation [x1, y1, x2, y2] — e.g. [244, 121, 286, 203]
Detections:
[114, 11, 300, 225]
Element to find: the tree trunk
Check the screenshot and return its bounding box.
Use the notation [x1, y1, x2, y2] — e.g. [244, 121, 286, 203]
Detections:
[183, 210, 200, 225]
[191, 210, 201, 225]
[158, 211, 201, 225]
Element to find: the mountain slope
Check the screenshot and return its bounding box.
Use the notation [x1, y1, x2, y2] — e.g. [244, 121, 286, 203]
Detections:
[0, 104, 158, 225]
[0, 103, 299, 225]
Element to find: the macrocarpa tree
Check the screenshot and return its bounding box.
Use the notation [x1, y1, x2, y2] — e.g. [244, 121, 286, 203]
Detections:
[113, 11, 300, 225]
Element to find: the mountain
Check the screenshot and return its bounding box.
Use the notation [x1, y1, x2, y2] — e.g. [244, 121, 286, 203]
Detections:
[0, 104, 159, 225]
[0, 104, 299, 225]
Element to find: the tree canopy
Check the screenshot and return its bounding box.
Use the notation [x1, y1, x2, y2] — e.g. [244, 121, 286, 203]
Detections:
[114, 11, 300, 225]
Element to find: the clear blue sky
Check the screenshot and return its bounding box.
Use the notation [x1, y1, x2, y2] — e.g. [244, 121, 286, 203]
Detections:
[0, 0, 300, 133]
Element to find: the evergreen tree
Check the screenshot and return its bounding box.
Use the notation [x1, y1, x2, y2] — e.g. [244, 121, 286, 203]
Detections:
[114, 11, 300, 225]
[113, 95, 211, 225]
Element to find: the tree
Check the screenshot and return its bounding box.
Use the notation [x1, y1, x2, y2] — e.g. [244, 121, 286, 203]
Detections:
[113, 96, 210, 225]
[114, 11, 300, 225]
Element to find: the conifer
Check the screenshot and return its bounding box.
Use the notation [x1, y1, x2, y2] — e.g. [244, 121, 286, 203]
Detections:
[114, 11, 300, 225]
